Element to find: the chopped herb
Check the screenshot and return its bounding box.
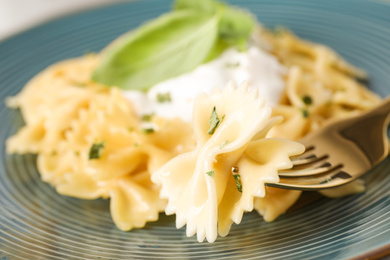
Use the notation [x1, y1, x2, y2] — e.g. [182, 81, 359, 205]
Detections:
[128, 127, 135, 132]
[157, 92, 172, 103]
[89, 142, 105, 160]
[219, 140, 229, 149]
[233, 174, 242, 192]
[225, 62, 240, 68]
[142, 128, 155, 134]
[301, 109, 309, 118]
[74, 151, 80, 156]
[217, 114, 225, 128]
[302, 95, 312, 105]
[206, 170, 215, 178]
[141, 114, 154, 122]
[208, 106, 224, 135]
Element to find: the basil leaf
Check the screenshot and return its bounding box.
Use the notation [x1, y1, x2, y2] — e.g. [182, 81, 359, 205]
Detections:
[218, 6, 254, 43]
[174, 0, 219, 14]
[92, 10, 219, 91]
[174, 0, 254, 45]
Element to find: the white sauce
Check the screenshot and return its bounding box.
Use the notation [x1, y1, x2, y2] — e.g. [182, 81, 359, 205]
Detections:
[122, 46, 285, 122]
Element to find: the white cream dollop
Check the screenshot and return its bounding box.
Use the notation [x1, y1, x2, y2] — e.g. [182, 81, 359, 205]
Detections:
[122, 46, 285, 122]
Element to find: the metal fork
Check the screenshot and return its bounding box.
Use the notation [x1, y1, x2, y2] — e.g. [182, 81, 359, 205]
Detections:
[267, 97, 390, 190]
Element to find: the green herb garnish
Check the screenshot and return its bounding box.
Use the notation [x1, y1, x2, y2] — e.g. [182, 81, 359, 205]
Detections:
[206, 170, 215, 178]
[92, 0, 254, 90]
[225, 62, 240, 68]
[208, 106, 224, 134]
[302, 95, 313, 105]
[301, 109, 309, 118]
[219, 140, 229, 149]
[175, 0, 254, 44]
[142, 128, 155, 134]
[233, 174, 242, 192]
[141, 114, 154, 122]
[93, 11, 219, 90]
[89, 142, 105, 160]
[218, 114, 225, 127]
[157, 92, 172, 103]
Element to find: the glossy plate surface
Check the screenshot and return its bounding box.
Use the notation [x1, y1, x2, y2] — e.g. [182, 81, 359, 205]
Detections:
[0, 0, 389, 259]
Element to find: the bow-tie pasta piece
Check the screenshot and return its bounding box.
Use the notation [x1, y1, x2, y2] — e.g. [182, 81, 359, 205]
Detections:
[35, 86, 169, 230]
[7, 56, 198, 231]
[6, 56, 105, 154]
[253, 187, 302, 222]
[152, 84, 304, 242]
[217, 138, 304, 237]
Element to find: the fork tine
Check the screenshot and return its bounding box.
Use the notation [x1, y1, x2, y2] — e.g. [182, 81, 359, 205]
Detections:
[272, 98, 390, 191]
[266, 176, 352, 190]
[270, 166, 353, 190]
[279, 162, 332, 177]
[279, 164, 344, 183]
[290, 146, 329, 166]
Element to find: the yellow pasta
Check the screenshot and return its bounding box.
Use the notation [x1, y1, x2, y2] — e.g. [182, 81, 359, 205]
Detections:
[255, 28, 381, 202]
[5, 25, 382, 241]
[152, 84, 304, 242]
[6, 55, 195, 231]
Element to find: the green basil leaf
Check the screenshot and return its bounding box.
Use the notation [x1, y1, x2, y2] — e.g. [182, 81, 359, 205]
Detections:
[204, 38, 231, 62]
[174, 0, 219, 14]
[218, 6, 254, 43]
[92, 10, 219, 91]
[174, 0, 254, 44]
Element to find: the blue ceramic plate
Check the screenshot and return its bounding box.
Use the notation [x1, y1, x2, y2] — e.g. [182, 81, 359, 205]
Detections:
[1, 0, 389, 259]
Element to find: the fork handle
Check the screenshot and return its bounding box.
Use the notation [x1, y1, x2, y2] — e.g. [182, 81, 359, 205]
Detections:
[339, 97, 390, 166]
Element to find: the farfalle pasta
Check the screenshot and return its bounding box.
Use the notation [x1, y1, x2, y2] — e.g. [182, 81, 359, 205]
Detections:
[152, 84, 304, 242]
[259, 28, 381, 141]
[5, 23, 382, 242]
[256, 28, 381, 200]
[6, 55, 195, 231]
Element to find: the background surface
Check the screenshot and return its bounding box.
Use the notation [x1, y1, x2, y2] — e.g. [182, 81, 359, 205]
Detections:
[0, 0, 389, 259]
[0, 0, 127, 41]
